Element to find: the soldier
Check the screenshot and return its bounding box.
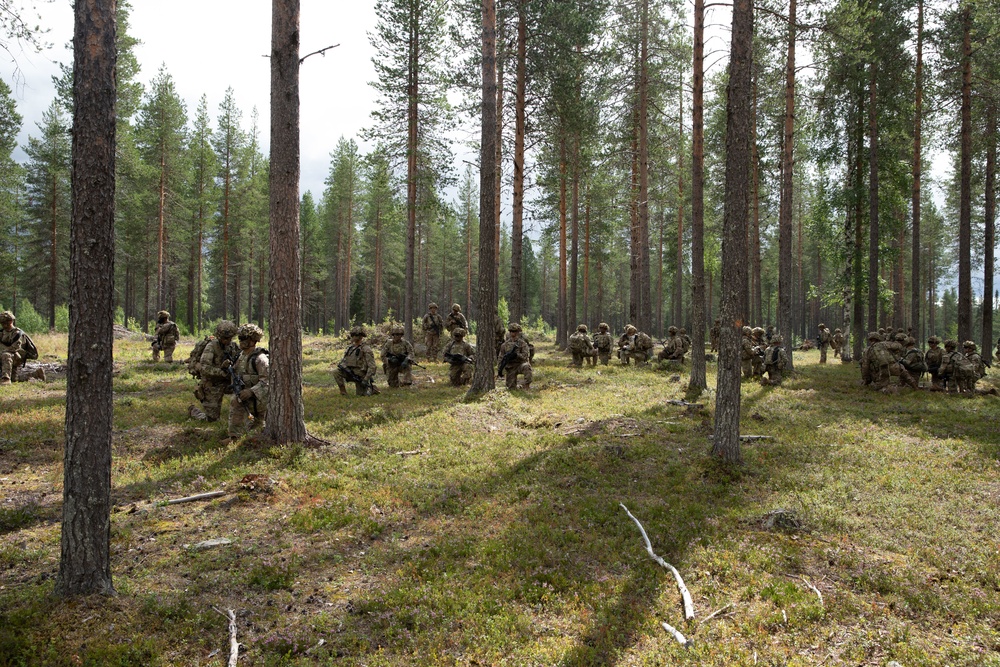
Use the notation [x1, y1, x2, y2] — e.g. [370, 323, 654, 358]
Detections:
[151, 310, 180, 362]
[751, 327, 767, 378]
[189, 320, 240, 422]
[832, 328, 844, 359]
[861, 331, 891, 391]
[678, 328, 692, 358]
[710, 318, 721, 353]
[0, 311, 29, 385]
[925, 336, 945, 391]
[446, 303, 468, 333]
[334, 326, 380, 396]
[618, 325, 638, 365]
[818, 323, 831, 364]
[741, 326, 755, 379]
[593, 322, 614, 366]
[761, 335, 788, 385]
[381, 325, 416, 388]
[898, 337, 925, 389]
[443, 327, 476, 386]
[498, 322, 532, 389]
[494, 318, 506, 358]
[938, 340, 968, 393]
[568, 324, 595, 367]
[421, 303, 445, 362]
[657, 326, 680, 362]
[961, 340, 986, 394]
[995, 336, 1000, 364]
[228, 323, 269, 439]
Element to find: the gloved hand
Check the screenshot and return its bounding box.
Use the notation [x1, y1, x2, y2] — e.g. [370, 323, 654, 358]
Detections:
[221, 359, 232, 369]
[238, 388, 253, 401]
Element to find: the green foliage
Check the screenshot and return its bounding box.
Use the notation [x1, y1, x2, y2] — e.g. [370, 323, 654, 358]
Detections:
[13, 299, 45, 334]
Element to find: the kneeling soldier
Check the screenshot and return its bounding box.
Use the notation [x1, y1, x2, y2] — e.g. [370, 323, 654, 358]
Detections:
[593, 323, 613, 365]
[762, 336, 788, 385]
[334, 326, 380, 396]
[498, 322, 532, 390]
[229, 324, 269, 439]
[152, 310, 179, 362]
[189, 320, 240, 422]
[381, 325, 415, 388]
[443, 328, 476, 386]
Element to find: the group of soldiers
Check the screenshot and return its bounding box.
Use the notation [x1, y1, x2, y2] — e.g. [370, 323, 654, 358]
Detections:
[861, 328, 990, 393]
[738, 325, 789, 385]
[563, 322, 693, 367]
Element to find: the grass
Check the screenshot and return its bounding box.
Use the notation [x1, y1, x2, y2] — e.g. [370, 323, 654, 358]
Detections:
[2, 334, 1000, 666]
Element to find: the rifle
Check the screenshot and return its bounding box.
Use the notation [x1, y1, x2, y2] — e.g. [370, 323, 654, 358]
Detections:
[443, 352, 473, 366]
[337, 362, 376, 396]
[388, 353, 425, 370]
[227, 364, 246, 403]
[497, 346, 519, 378]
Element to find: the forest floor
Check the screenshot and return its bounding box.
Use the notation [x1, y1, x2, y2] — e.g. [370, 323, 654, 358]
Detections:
[1, 332, 1000, 666]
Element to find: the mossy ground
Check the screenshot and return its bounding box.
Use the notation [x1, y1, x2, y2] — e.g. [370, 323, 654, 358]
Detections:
[1, 334, 999, 666]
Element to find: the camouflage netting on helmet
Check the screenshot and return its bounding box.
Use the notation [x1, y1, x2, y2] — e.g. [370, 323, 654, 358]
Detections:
[215, 320, 238, 338]
[238, 323, 264, 342]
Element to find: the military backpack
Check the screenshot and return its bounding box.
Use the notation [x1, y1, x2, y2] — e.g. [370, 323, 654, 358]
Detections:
[186, 336, 214, 378]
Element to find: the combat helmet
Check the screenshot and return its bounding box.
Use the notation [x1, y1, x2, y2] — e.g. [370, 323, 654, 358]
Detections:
[452, 303, 462, 312]
[818, 323, 826, 329]
[868, 331, 881, 341]
[834, 328, 842, 333]
[625, 325, 637, 334]
[453, 327, 467, 338]
[428, 302, 439, 310]
[390, 325, 405, 336]
[963, 340, 977, 351]
[507, 322, 522, 333]
[679, 328, 687, 335]
[599, 322, 609, 331]
[157, 310, 170, 321]
[771, 335, 783, 345]
[349, 325, 367, 338]
[577, 324, 588, 333]
[906, 337, 916, 346]
[944, 339, 957, 350]
[0, 310, 14, 324]
[895, 333, 907, 343]
[215, 320, 238, 339]
[238, 323, 264, 342]
[927, 335, 941, 345]
[752, 327, 765, 337]
[742, 325, 752, 335]
[668, 326, 678, 334]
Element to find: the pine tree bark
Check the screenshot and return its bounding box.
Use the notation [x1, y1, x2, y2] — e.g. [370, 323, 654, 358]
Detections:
[265, 0, 306, 444]
[674, 82, 684, 329]
[982, 105, 996, 352]
[558, 138, 567, 347]
[570, 156, 579, 331]
[57, 0, 116, 597]
[712, 0, 752, 465]
[750, 73, 761, 325]
[910, 0, 923, 336]
[868, 63, 879, 334]
[468, 0, 497, 396]
[689, 0, 707, 390]
[957, 3, 972, 343]
[778, 0, 795, 365]
[404, 4, 419, 341]
[638, 0, 652, 334]
[510, 0, 526, 322]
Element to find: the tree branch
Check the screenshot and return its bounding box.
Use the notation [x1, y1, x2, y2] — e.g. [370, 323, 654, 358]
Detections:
[300, 44, 339, 64]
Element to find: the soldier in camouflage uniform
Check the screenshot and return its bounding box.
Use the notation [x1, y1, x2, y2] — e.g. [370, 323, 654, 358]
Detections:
[679, 328, 692, 359]
[961, 340, 986, 394]
[568, 324, 595, 367]
[593, 322, 614, 366]
[658, 326, 680, 362]
[925, 336, 945, 391]
[710, 318, 721, 353]
[861, 331, 891, 391]
[995, 337, 1000, 365]
[938, 339, 968, 393]
[498, 322, 532, 389]
[0, 311, 26, 385]
[898, 337, 925, 389]
[443, 327, 476, 386]
[334, 326, 380, 396]
[750, 327, 767, 378]
[761, 335, 788, 385]
[381, 325, 416, 388]
[228, 323, 269, 439]
[151, 310, 180, 362]
[422, 303, 445, 362]
[740, 326, 755, 379]
[446, 304, 468, 334]
[618, 325, 638, 365]
[189, 320, 240, 422]
[832, 328, 844, 359]
[818, 324, 831, 363]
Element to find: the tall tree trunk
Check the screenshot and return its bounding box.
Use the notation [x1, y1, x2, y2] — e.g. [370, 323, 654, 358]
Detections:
[558, 138, 568, 347]
[375, 207, 383, 321]
[713, 0, 752, 464]
[674, 80, 684, 328]
[58, 0, 116, 597]
[265, 0, 306, 444]
[510, 0, 526, 322]
[49, 175, 57, 329]
[982, 104, 996, 352]
[958, 3, 972, 343]
[157, 153, 166, 309]
[852, 83, 866, 360]
[638, 0, 652, 333]
[778, 0, 795, 365]
[570, 157, 579, 331]
[404, 4, 419, 341]
[893, 218, 904, 329]
[629, 70, 640, 326]
[867, 63, 879, 333]
[910, 0, 923, 335]
[690, 0, 707, 390]
[495, 18, 503, 292]
[583, 184, 591, 325]
[750, 72, 761, 325]
[468, 0, 498, 395]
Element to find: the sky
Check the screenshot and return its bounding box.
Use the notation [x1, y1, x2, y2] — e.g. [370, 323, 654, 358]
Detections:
[1, 0, 379, 198]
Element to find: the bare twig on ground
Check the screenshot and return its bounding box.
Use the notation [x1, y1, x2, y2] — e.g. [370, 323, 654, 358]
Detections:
[797, 575, 823, 605]
[212, 607, 239, 667]
[698, 603, 734, 625]
[661, 621, 691, 647]
[397, 449, 425, 456]
[620, 503, 695, 620]
[165, 491, 227, 505]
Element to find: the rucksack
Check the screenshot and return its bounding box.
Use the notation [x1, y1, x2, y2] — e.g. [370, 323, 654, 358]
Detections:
[635, 332, 653, 351]
[186, 336, 214, 378]
[902, 349, 926, 374]
[873, 343, 895, 367]
[248, 348, 269, 375]
[568, 333, 589, 352]
[19, 330, 38, 360]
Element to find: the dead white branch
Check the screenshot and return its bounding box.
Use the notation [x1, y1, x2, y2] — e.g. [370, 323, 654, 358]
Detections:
[620, 503, 695, 620]
[661, 621, 691, 647]
[212, 607, 239, 667]
[698, 603, 734, 625]
[799, 576, 823, 606]
[165, 490, 227, 505]
[397, 449, 425, 456]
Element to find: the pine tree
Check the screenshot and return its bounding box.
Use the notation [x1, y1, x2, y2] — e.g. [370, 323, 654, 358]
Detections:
[186, 95, 218, 333]
[0, 78, 23, 310]
[212, 88, 246, 321]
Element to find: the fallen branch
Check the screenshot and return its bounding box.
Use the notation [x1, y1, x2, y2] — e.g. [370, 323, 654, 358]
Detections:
[212, 607, 239, 667]
[798, 576, 823, 606]
[661, 621, 691, 647]
[707, 434, 773, 442]
[300, 43, 339, 64]
[698, 603, 734, 625]
[397, 449, 425, 457]
[165, 490, 226, 505]
[620, 503, 695, 620]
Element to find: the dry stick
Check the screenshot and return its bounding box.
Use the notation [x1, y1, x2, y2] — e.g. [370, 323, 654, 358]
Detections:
[620, 503, 695, 620]
[165, 490, 227, 505]
[698, 603, 734, 625]
[212, 607, 239, 667]
[799, 576, 824, 606]
[661, 621, 691, 647]
[397, 449, 425, 456]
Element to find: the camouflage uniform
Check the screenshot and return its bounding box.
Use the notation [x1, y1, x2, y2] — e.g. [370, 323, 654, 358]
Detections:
[422, 304, 445, 362]
[228, 324, 269, 438]
[445, 304, 468, 333]
[961, 341, 986, 394]
[995, 337, 1000, 365]
[568, 324, 595, 367]
[657, 327, 680, 362]
[494, 319, 506, 358]
[498, 323, 532, 389]
[832, 328, 844, 359]
[938, 340, 968, 393]
[0, 311, 25, 385]
[740, 326, 755, 379]
[861, 331, 891, 390]
[761, 336, 788, 385]
[593, 323, 613, 366]
[334, 326, 380, 395]
[618, 326, 639, 365]
[750, 328, 766, 378]
[709, 319, 721, 353]
[925, 337, 945, 391]
[189, 320, 240, 422]
[679, 328, 692, 359]
[151, 310, 180, 362]
[381, 325, 415, 388]
[818, 324, 831, 364]
[443, 328, 475, 386]
[898, 338, 925, 389]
